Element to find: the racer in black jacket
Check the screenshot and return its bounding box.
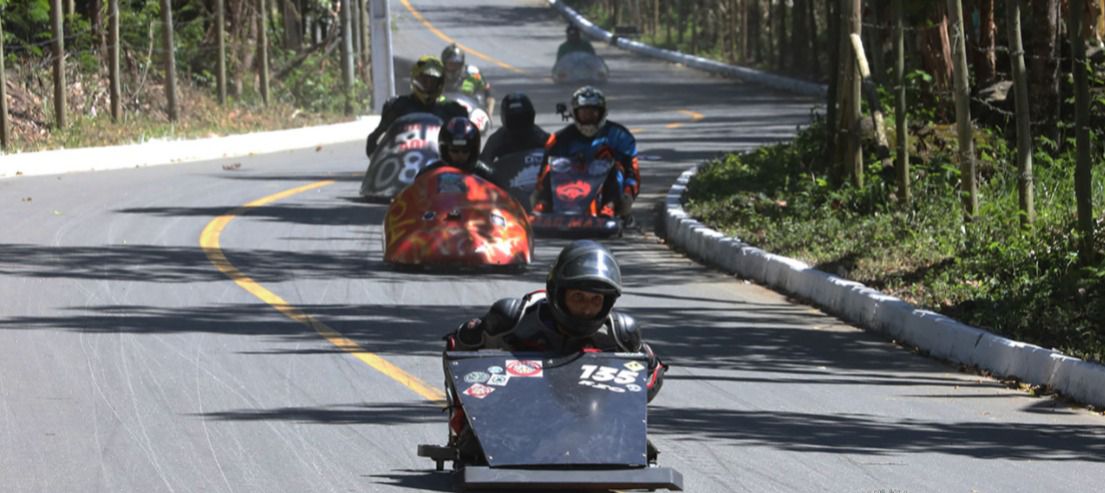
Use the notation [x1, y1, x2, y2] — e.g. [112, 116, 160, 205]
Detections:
[447, 240, 665, 401]
[365, 56, 468, 158]
[479, 92, 550, 167]
[445, 240, 665, 463]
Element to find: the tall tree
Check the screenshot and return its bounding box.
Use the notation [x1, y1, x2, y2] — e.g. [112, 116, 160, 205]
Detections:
[258, 0, 270, 105]
[340, 0, 353, 115]
[282, 0, 303, 51]
[216, 0, 227, 105]
[948, 0, 978, 219]
[976, 0, 997, 85]
[109, 0, 121, 120]
[919, 4, 953, 95]
[894, 0, 910, 205]
[1071, 0, 1097, 263]
[1006, 0, 1034, 225]
[0, 14, 8, 149]
[161, 0, 178, 121]
[1028, 0, 1060, 137]
[51, 0, 66, 129]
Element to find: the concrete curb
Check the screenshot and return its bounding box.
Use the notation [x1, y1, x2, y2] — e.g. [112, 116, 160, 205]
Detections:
[0, 116, 380, 180]
[547, 0, 827, 98]
[664, 165, 1105, 409]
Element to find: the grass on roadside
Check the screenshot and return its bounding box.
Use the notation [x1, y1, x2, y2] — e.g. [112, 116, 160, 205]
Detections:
[683, 118, 1105, 363]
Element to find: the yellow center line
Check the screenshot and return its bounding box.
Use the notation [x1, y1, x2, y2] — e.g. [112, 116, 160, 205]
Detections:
[400, 0, 524, 74]
[665, 109, 706, 129]
[199, 180, 445, 403]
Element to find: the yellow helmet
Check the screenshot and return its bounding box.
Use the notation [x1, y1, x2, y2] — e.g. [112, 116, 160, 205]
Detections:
[411, 56, 445, 104]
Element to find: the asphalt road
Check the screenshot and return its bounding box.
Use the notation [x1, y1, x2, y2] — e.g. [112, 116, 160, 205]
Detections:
[1, 0, 1103, 492]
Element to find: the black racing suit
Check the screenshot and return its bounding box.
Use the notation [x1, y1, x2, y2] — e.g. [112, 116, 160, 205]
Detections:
[478, 125, 550, 167]
[365, 95, 468, 157]
[444, 291, 666, 463]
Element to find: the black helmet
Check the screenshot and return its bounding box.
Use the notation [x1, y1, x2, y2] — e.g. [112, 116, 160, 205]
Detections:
[441, 43, 466, 78]
[438, 117, 481, 170]
[570, 85, 607, 137]
[546, 240, 623, 337]
[501, 92, 536, 130]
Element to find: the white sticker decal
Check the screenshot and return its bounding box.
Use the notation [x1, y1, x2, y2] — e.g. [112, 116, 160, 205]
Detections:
[487, 366, 504, 374]
[464, 371, 490, 383]
[487, 374, 510, 386]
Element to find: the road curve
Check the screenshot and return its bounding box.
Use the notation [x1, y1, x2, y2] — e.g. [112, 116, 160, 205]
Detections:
[1, 0, 1103, 492]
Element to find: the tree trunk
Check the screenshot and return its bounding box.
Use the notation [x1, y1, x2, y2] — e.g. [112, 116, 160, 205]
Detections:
[826, 0, 840, 160]
[110, 0, 121, 120]
[948, 0, 978, 219]
[1006, 0, 1034, 225]
[89, 0, 104, 52]
[217, 0, 228, 105]
[258, 0, 270, 105]
[919, 4, 953, 94]
[741, 0, 749, 60]
[283, 0, 303, 51]
[976, 0, 997, 85]
[868, 0, 883, 82]
[340, 0, 353, 115]
[1071, 0, 1096, 263]
[1028, 0, 1060, 138]
[776, 0, 788, 71]
[805, 0, 820, 80]
[834, 0, 862, 187]
[0, 15, 8, 149]
[894, 0, 910, 205]
[161, 0, 178, 121]
[51, 0, 67, 129]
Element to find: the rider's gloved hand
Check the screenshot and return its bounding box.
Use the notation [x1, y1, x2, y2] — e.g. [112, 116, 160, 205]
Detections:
[457, 318, 484, 346]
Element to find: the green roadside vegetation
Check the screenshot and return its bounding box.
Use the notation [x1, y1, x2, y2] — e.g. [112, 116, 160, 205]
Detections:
[1, 0, 367, 153]
[684, 115, 1105, 364]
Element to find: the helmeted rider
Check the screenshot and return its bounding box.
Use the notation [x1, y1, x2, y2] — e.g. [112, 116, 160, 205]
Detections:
[556, 24, 596, 62]
[416, 116, 499, 187]
[446, 240, 666, 462]
[441, 43, 496, 118]
[478, 92, 550, 167]
[533, 85, 640, 222]
[365, 55, 468, 158]
[448, 240, 664, 395]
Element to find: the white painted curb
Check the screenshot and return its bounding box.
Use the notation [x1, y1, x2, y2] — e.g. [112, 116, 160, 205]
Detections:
[0, 116, 380, 180]
[664, 165, 1105, 409]
[547, 0, 827, 98]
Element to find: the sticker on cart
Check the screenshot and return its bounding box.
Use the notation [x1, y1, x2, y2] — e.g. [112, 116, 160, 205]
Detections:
[505, 359, 543, 378]
[464, 371, 490, 383]
[487, 374, 510, 386]
[463, 383, 495, 399]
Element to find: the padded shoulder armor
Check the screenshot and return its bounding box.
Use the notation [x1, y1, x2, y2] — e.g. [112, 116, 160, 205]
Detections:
[609, 310, 642, 352]
[484, 298, 523, 335]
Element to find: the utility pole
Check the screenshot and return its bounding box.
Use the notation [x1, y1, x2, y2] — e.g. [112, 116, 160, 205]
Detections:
[341, 0, 354, 115]
[369, 0, 395, 113]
